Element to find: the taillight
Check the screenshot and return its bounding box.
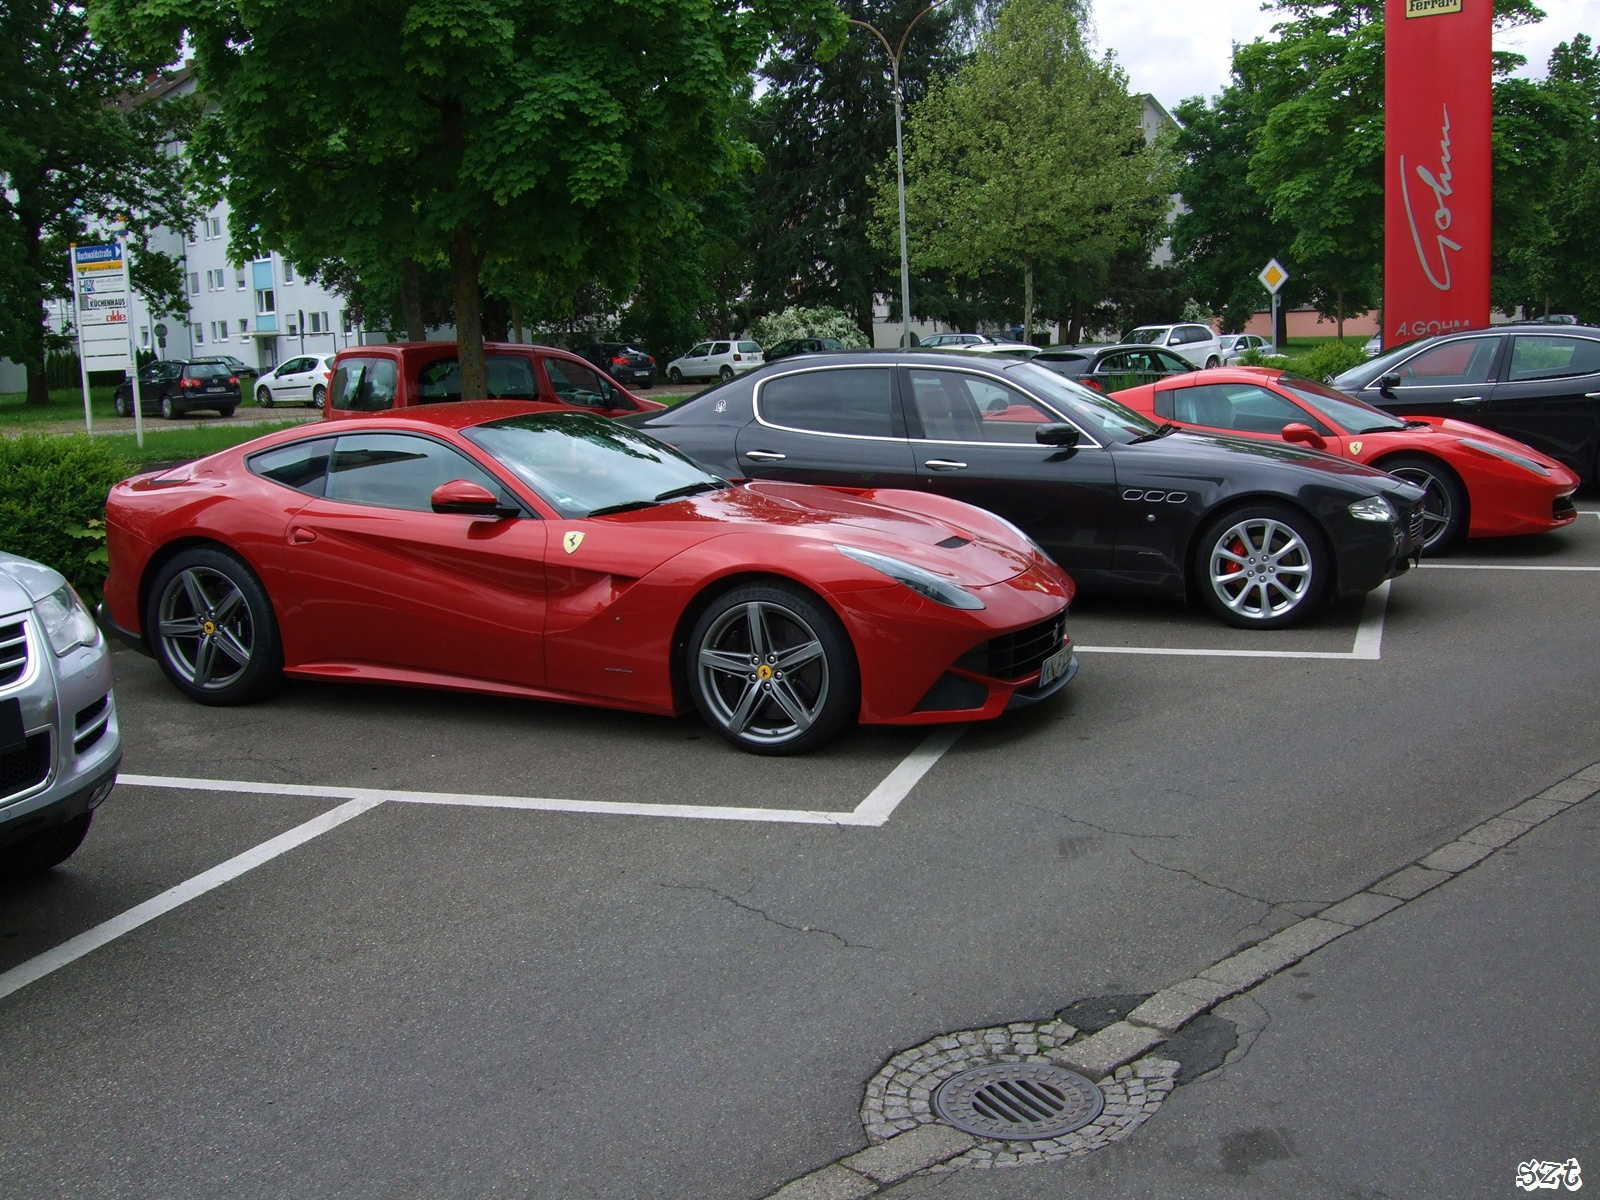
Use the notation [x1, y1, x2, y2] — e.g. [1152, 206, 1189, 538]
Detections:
[648, 356, 655, 365]
[611, 355, 628, 365]
[1085, 378, 1105, 392]
[181, 377, 200, 388]
[733, 354, 742, 361]
[227, 376, 238, 385]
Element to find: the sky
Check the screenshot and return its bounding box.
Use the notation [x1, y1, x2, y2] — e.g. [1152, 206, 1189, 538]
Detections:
[1092, 0, 1600, 112]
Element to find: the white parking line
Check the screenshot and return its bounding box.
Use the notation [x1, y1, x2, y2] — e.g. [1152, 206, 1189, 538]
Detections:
[0, 729, 967, 1002]
[1076, 580, 1390, 661]
[1417, 563, 1600, 572]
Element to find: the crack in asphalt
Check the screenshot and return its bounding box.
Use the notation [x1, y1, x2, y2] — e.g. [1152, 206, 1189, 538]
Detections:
[660, 884, 881, 951]
[1127, 848, 1282, 908]
[1021, 803, 1184, 840]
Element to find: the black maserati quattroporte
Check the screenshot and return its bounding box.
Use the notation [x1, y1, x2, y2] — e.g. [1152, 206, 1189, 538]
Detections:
[628, 351, 1428, 628]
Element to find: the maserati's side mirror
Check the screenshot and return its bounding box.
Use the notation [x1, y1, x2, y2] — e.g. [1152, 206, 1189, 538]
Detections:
[1035, 424, 1081, 447]
[1378, 373, 1402, 399]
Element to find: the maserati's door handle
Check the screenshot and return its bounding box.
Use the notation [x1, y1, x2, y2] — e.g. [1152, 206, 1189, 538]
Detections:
[743, 450, 786, 461]
[924, 459, 968, 471]
[289, 526, 317, 544]
[1453, 396, 1485, 404]
[1585, 392, 1600, 399]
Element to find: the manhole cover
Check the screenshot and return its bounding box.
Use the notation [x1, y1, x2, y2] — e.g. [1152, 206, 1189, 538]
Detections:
[933, 1063, 1104, 1140]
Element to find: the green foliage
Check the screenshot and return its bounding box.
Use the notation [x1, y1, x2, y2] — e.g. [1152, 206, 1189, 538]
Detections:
[0, 435, 128, 595]
[885, 0, 1171, 340]
[1238, 348, 1293, 369]
[750, 306, 871, 348]
[0, 0, 200, 404]
[1290, 339, 1368, 382]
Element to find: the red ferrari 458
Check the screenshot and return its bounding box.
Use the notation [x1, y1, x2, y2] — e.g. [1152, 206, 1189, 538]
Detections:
[1115, 367, 1580, 552]
[102, 403, 1077, 754]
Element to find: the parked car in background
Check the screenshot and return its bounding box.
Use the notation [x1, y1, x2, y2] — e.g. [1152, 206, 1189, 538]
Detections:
[1529, 314, 1579, 326]
[321, 343, 664, 421]
[254, 353, 334, 409]
[1031, 343, 1194, 391]
[1332, 324, 1600, 485]
[666, 340, 765, 383]
[1364, 334, 1384, 358]
[192, 354, 260, 383]
[1125, 323, 1226, 369]
[102, 403, 1075, 754]
[579, 342, 656, 389]
[628, 351, 1427, 629]
[1114, 366, 1580, 552]
[920, 333, 993, 348]
[113, 359, 243, 419]
[763, 337, 845, 363]
[0, 551, 120, 877]
[1219, 334, 1270, 362]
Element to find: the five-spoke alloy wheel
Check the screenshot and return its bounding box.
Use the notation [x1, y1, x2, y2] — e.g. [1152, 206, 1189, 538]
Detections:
[1196, 504, 1330, 629]
[1382, 455, 1466, 552]
[688, 582, 858, 754]
[257, 386, 275, 408]
[147, 547, 283, 704]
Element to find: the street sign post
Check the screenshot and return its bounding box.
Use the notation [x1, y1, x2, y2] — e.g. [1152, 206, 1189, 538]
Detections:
[70, 241, 136, 436]
[118, 230, 144, 448]
[1258, 259, 1290, 352]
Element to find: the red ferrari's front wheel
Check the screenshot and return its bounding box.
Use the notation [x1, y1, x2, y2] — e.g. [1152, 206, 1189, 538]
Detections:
[688, 582, 859, 755]
[1380, 455, 1467, 552]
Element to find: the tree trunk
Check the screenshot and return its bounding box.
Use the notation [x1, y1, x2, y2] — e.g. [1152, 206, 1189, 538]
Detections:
[449, 225, 487, 400]
[1274, 301, 1288, 348]
[1336, 288, 1345, 342]
[25, 360, 50, 407]
[481, 295, 509, 343]
[400, 258, 425, 342]
[1023, 257, 1034, 345]
[19, 201, 50, 406]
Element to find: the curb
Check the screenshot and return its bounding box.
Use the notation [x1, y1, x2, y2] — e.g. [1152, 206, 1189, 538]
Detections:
[759, 762, 1600, 1197]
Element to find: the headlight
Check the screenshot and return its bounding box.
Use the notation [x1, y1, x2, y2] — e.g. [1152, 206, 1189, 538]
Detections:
[1457, 437, 1551, 476]
[36, 584, 100, 656]
[1347, 496, 1397, 523]
[837, 545, 986, 610]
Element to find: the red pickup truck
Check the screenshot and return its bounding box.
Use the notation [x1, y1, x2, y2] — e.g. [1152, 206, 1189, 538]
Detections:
[322, 342, 665, 422]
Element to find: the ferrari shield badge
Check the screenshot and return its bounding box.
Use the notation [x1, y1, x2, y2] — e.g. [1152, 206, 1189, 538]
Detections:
[1349, 440, 1363, 454]
[563, 531, 585, 554]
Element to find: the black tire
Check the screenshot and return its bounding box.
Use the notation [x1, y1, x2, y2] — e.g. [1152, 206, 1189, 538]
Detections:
[686, 581, 859, 755]
[669, 367, 683, 383]
[1379, 453, 1468, 553]
[146, 546, 283, 705]
[1194, 503, 1332, 630]
[0, 814, 93, 879]
[159, 394, 178, 420]
[311, 384, 326, 409]
[1204, 356, 1221, 369]
[218, 405, 236, 418]
[114, 393, 130, 418]
[257, 386, 274, 408]
[719, 365, 735, 382]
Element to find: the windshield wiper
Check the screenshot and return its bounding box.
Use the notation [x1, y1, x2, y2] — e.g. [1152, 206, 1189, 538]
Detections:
[1403, 419, 1431, 429]
[653, 479, 729, 502]
[1127, 422, 1180, 444]
[1357, 424, 1406, 434]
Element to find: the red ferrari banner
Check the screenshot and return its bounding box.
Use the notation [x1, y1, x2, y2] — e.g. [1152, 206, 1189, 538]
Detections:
[1384, 0, 1492, 346]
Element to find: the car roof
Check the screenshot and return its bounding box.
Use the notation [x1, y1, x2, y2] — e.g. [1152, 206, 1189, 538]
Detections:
[310, 400, 576, 433]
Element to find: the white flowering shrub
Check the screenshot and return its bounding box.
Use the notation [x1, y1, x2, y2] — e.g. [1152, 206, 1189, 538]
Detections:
[750, 306, 870, 349]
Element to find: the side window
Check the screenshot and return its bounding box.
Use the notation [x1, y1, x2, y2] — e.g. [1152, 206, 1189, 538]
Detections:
[1093, 352, 1131, 373]
[1508, 336, 1600, 382]
[906, 370, 1054, 443]
[249, 438, 335, 496]
[485, 354, 540, 399]
[416, 358, 461, 402]
[1392, 337, 1500, 387]
[712, 342, 731, 355]
[1155, 350, 1192, 372]
[1170, 383, 1331, 435]
[544, 357, 614, 408]
[325, 434, 501, 512]
[759, 368, 898, 438]
[688, 343, 711, 358]
[330, 357, 399, 411]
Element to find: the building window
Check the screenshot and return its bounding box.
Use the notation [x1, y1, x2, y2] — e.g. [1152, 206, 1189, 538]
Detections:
[282, 261, 294, 283]
[193, 322, 204, 345]
[236, 267, 246, 290]
[341, 311, 352, 333]
[189, 272, 200, 295]
[139, 326, 150, 348]
[255, 288, 275, 315]
[238, 318, 248, 334]
[206, 215, 222, 240]
[187, 227, 198, 245]
[287, 316, 298, 336]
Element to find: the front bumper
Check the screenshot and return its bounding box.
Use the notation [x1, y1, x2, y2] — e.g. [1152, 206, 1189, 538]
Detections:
[1, 612, 122, 848]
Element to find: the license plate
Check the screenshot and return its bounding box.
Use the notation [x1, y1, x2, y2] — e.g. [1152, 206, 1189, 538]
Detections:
[205, 386, 224, 393]
[1039, 645, 1072, 688]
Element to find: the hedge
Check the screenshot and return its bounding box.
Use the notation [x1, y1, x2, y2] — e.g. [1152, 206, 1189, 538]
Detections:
[0, 435, 130, 599]
[1291, 340, 1369, 383]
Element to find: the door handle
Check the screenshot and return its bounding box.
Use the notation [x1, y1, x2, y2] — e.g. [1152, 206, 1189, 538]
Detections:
[743, 450, 786, 461]
[924, 459, 968, 471]
[289, 526, 317, 544]
[1453, 396, 1485, 404]
[1585, 392, 1600, 399]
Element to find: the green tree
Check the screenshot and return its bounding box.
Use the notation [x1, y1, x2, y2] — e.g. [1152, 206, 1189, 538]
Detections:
[885, 0, 1168, 340]
[94, 0, 843, 400]
[0, 0, 199, 404]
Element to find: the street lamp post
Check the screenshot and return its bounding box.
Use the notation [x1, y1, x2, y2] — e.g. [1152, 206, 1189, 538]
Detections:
[850, 6, 936, 349]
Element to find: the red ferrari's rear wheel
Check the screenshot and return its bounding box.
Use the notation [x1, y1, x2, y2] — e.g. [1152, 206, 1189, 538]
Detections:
[688, 582, 859, 755]
[1380, 454, 1467, 552]
[147, 546, 283, 705]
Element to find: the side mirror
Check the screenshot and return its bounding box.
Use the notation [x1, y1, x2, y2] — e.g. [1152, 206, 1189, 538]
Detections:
[431, 479, 514, 517]
[1035, 424, 1081, 447]
[1281, 422, 1328, 450]
[1378, 373, 1401, 398]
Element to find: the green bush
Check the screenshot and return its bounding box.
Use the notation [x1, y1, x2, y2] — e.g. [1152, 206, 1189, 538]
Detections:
[0, 435, 129, 598]
[750, 305, 870, 350]
[1238, 347, 1293, 369]
[1291, 340, 1368, 382]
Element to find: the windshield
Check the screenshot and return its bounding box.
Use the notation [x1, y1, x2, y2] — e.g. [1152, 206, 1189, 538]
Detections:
[1125, 328, 1167, 345]
[1277, 375, 1407, 434]
[1004, 362, 1160, 443]
[464, 410, 727, 518]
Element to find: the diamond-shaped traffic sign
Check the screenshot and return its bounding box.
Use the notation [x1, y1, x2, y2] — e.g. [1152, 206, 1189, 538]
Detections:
[1258, 259, 1289, 294]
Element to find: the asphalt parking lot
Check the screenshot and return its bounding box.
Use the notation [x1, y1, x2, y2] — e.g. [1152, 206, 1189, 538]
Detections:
[3, 508, 1598, 1199]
